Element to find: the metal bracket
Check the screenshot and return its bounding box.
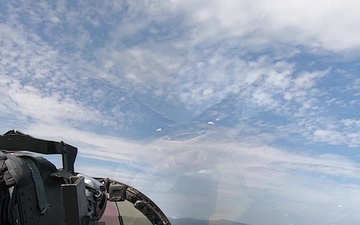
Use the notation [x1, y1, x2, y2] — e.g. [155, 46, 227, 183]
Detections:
[0, 130, 77, 173]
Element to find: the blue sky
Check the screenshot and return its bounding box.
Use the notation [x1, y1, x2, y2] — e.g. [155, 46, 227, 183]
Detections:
[2, 1, 360, 224]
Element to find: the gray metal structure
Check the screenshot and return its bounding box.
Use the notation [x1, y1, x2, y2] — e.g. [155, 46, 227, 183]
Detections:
[0, 130, 171, 225]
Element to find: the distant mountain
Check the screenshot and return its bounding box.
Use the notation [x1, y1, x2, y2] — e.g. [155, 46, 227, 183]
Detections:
[170, 218, 249, 225]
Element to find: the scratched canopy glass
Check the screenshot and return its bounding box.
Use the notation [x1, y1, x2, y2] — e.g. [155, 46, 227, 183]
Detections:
[1, 1, 360, 225]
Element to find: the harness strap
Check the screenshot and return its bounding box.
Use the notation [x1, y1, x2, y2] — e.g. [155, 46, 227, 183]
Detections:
[0, 152, 10, 224]
[22, 157, 51, 215]
[0, 179, 7, 224]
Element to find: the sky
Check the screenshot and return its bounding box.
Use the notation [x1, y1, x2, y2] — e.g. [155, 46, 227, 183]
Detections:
[1, 1, 360, 224]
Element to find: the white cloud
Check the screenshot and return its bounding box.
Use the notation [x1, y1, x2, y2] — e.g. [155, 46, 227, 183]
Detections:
[2, 0, 360, 148]
[24, 0, 335, 115]
[0, 75, 105, 126]
[313, 129, 344, 145]
[293, 70, 328, 90]
[170, 0, 360, 52]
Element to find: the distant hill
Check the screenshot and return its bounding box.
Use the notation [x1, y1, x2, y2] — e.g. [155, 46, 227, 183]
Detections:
[170, 218, 249, 225]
